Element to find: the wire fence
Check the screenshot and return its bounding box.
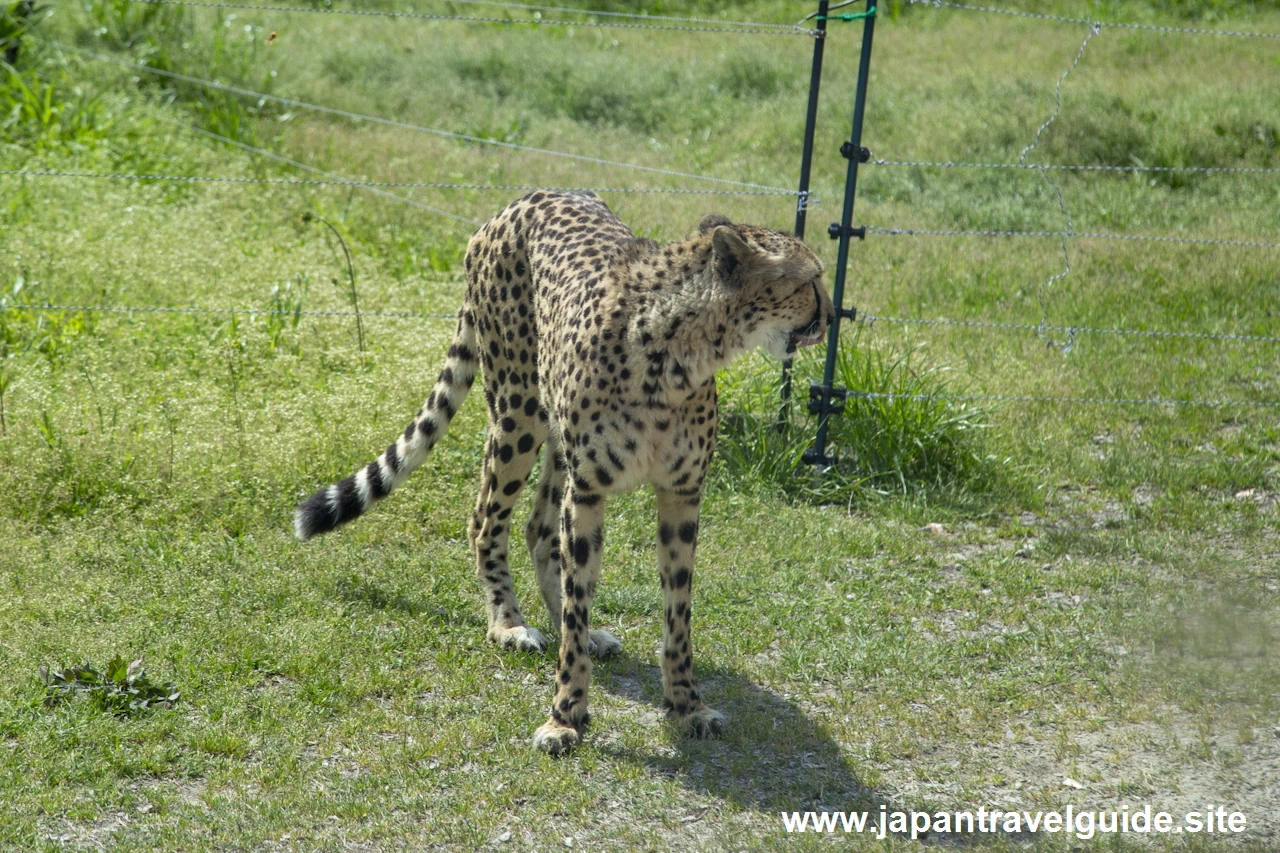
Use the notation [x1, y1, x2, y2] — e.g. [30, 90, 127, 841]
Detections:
[861, 8, 1278, 353]
[174, 116, 484, 225]
[795, 0, 1279, 449]
[5, 303, 1270, 410]
[855, 313, 1280, 346]
[0, 168, 808, 198]
[56, 43, 801, 197]
[9, 3, 1278, 418]
[856, 4, 1278, 357]
[864, 226, 1280, 250]
[120, 0, 816, 36]
[842, 391, 1280, 409]
[904, 0, 1280, 39]
[871, 158, 1280, 175]
[12, 303, 456, 320]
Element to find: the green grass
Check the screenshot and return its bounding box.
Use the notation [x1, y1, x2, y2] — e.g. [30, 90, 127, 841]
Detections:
[1, 0, 1279, 849]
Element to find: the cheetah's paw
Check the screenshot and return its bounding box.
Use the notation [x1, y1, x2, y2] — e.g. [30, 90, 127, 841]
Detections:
[587, 629, 622, 658]
[488, 625, 547, 653]
[677, 706, 727, 740]
[532, 719, 582, 756]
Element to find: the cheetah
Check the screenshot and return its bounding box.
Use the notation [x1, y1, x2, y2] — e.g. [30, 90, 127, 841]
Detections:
[294, 192, 833, 754]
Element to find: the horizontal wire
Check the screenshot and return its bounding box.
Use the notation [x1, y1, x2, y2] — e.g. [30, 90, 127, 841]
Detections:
[119, 0, 813, 36]
[165, 117, 482, 225]
[866, 225, 1280, 250]
[14, 303, 456, 319]
[27, 302, 1280, 346]
[857, 313, 1280, 344]
[905, 0, 1280, 39]
[844, 391, 1280, 408]
[0, 167, 805, 198]
[20, 307, 1274, 408]
[59, 42, 799, 195]
[436, 0, 804, 29]
[872, 158, 1280, 175]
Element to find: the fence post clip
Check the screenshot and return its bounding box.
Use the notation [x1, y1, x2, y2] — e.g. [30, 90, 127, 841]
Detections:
[807, 383, 849, 418]
[828, 223, 866, 240]
[803, 381, 848, 467]
[840, 142, 872, 162]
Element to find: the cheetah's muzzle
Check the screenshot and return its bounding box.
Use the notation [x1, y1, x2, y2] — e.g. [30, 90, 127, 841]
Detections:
[787, 282, 828, 353]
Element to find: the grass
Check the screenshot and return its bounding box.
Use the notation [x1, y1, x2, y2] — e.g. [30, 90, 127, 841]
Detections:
[1, 0, 1279, 849]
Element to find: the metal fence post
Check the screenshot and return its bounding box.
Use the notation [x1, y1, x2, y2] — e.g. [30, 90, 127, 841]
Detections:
[779, 0, 829, 421]
[803, 0, 877, 468]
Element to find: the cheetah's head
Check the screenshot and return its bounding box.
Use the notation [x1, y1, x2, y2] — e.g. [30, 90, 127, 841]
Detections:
[702, 214, 834, 362]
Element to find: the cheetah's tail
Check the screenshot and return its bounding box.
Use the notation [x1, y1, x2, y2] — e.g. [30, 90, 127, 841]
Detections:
[293, 308, 479, 541]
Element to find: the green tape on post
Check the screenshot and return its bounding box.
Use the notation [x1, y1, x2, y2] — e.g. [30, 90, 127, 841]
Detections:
[817, 5, 875, 22]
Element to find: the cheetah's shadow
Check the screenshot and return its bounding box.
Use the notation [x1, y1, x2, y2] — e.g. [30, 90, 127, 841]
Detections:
[591, 655, 1017, 847]
[592, 651, 884, 816]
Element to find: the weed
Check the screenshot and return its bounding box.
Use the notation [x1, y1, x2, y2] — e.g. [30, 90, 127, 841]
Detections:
[262, 276, 305, 356]
[34, 408, 58, 451]
[306, 213, 364, 353]
[42, 657, 180, 716]
[1, 60, 111, 149]
[220, 315, 249, 477]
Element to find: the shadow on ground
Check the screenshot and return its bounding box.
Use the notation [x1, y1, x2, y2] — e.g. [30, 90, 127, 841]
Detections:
[593, 654, 1048, 847]
[596, 653, 874, 813]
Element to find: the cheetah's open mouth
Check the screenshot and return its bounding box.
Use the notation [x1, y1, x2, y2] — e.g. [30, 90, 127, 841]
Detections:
[786, 284, 826, 353]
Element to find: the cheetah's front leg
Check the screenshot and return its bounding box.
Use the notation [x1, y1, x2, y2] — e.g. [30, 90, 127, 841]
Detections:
[532, 483, 606, 755]
[655, 488, 725, 738]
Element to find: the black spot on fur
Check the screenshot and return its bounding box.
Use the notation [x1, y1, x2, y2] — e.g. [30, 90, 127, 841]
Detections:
[678, 522, 697, 543]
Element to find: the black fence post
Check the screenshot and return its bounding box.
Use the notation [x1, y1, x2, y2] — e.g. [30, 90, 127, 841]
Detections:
[803, 0, 877, 468]
[3, 1, 36, 66]
[779, 0, 829, 421]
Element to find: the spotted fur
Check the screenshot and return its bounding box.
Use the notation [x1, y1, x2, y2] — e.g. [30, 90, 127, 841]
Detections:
[294, 192, 833, 754]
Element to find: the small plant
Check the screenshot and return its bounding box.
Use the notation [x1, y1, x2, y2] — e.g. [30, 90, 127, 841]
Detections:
[1, 62, 111, 149]
[0, 277, 92, 436]
[262, 276, 305, 355]
[42, 656, 180, 716]
[1, 0, 111, 151]
[220, 313, 250, 475]
[305, 213, 364, 353]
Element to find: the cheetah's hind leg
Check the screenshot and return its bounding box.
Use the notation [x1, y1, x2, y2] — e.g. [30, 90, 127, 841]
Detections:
[469, 389, 549, 654]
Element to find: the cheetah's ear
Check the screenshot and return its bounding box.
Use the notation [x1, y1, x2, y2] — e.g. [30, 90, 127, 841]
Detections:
[711, 225, 755, 283]
[698, 213, 733, 233]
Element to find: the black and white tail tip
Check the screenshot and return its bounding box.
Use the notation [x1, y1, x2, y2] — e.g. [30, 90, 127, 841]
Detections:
[294, 472, 370, 541]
